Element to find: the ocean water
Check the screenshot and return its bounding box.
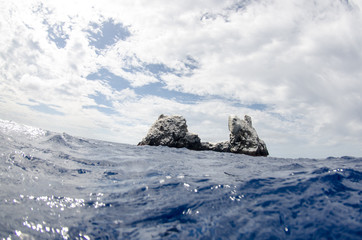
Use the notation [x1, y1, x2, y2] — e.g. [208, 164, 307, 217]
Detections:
[0, 120, 361, 240]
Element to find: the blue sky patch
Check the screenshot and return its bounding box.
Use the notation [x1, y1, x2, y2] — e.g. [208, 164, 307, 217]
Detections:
[86, 68, 130, 91]
[30, 104, 64, 115]
[87, 18, 130, 50]
[183, 56, 199, 71]
[135, 82, 203, 104]
[86, 67, 202, 103]
[46, 21, 69, 48]
[22, 100, 64, 115]
[122, 62, 175, 78]
[144, 63, 174, 75]
[83, 105, 117, 115]
[229, 101, 269, 111]
[228, 0, 252, 12]
[246, 103, 269, 111]
[85, 92, 117, 114]
[88, 91, 113, 107]
[121, 55, 199, 78]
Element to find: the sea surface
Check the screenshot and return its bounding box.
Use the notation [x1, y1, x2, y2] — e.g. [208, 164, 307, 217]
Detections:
[0, 119, 361, 240]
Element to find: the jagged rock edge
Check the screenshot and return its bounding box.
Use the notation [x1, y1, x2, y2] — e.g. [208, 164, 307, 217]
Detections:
[138, 114, 269, 156]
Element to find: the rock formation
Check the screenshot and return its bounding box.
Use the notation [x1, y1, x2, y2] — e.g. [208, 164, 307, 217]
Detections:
[137, 114, 203, 150]
[227, 115, 269, 156]
[138, 114, 269, 156]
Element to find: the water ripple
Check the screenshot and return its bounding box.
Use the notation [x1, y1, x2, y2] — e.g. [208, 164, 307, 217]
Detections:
[0, 120, 361, 239]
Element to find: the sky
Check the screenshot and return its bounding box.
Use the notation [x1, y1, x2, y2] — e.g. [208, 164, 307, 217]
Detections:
[1, 0, 362, 158]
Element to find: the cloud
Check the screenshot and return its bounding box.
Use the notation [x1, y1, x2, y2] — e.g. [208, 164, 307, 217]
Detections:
[0, 0, 362, 158]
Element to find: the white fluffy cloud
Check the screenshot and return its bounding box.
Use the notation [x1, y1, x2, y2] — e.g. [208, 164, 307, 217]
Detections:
[1, 0, 362, 158]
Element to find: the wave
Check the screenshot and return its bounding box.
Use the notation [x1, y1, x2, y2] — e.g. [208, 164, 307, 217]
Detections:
[0, 119, 361, 239]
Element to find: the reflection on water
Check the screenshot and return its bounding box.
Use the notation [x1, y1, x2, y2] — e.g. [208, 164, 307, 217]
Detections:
[16, 222, 91, 240]
[21, 221, 71, 239]
[1, 120, 361, 239]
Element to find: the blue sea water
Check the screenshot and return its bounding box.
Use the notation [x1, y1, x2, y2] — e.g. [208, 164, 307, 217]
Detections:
[0, 119, 361, 240]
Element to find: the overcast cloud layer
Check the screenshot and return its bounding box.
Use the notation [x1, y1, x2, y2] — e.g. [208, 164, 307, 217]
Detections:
[1, 0, 361, 158]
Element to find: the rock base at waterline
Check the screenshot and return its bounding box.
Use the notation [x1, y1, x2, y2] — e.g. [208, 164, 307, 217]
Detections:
[138, 114, 269, 156]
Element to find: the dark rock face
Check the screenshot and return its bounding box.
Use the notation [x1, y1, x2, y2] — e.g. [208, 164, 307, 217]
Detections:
[227, 115, 269, 156]
[200, 141, 231, 152]
[138, 114, 202, 150]
[138, 114, 269, 156]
